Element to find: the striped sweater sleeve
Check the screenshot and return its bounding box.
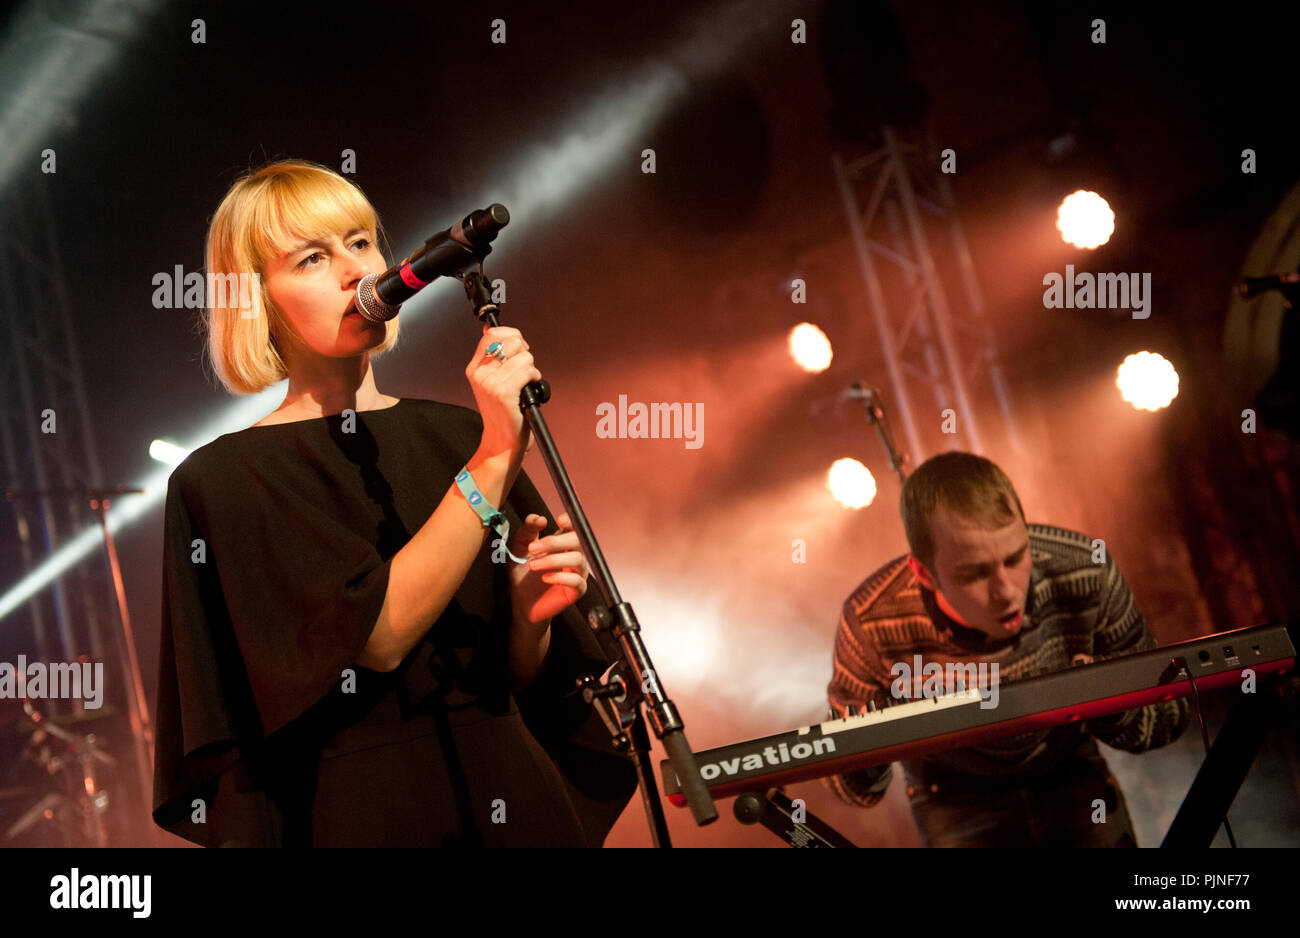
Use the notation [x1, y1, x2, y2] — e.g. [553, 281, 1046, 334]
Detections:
[822, 601, 896, 808]
[1084, 555, 1190, 752]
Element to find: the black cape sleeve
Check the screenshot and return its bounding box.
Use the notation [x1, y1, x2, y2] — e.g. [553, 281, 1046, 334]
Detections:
[152, 460, 393, 845]
[153, 414, 637, 847]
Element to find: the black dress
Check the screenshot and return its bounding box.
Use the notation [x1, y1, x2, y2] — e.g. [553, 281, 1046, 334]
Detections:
[152, 398, 636, 846]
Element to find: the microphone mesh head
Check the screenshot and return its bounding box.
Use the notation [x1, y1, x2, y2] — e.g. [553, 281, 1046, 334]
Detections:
[354, 273, 400, 322]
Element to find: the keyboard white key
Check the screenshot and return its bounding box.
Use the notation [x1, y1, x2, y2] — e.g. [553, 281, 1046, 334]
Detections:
[801, 688, 985, 737]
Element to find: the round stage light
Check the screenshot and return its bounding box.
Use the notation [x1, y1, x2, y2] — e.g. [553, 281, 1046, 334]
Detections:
[1117, 350, 1179, 411]
[1057, 189, 1115, 250]
[789, 322, 833, 373]
[827, 457, 877, 508]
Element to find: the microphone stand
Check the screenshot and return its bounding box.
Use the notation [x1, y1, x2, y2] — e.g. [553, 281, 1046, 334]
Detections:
[846, 382, 909, 483]
[448, 257, 718, 845]
[1, 484, 154, 846]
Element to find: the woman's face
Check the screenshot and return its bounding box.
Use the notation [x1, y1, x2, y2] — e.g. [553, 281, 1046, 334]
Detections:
[262, 226, 389, 360]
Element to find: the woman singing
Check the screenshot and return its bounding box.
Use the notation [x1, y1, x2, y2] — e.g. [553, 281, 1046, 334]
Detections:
[152, 160, 634, 846]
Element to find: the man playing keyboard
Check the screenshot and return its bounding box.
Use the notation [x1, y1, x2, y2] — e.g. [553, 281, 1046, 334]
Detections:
[825, 451, 1189, 846]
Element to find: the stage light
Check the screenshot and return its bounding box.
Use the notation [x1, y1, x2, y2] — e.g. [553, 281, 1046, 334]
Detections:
[0, 1, 165, 189]
[1056, 189, 1114, 250]
[0, 394, 275, 622]
[148, 440, 189, 467]
[788, 322, 833, 373]
[1117, 351, 1179, 411]
[827, 457, 877, 509]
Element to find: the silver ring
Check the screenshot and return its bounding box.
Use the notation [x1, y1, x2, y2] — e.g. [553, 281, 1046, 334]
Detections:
[485, 341, 508, 362]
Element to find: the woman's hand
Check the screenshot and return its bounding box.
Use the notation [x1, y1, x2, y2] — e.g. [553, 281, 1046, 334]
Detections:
[507, 513, 589, 626]
[466, 325, 542, 466]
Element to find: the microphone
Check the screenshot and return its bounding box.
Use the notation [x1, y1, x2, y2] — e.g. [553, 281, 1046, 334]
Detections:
[353, 204, 510, 322]
[842, 381, 881, 401]
[808, 381, 883, 418]
[1236, 272, 1300, 299]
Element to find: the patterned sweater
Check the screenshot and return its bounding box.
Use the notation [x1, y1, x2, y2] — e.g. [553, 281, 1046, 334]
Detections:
[824, 523, 1189, 808]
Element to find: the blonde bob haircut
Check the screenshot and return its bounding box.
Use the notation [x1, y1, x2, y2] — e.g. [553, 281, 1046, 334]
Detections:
[202, 159, 400, 395]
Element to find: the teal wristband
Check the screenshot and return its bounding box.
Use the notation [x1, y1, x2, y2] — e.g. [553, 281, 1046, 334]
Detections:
[454, 467, 528, 563]
[455, 467, 506, 528]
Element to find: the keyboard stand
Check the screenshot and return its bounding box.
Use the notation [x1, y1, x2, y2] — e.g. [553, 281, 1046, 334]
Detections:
[1161, 671, 1290, 847]
[733, 787, 857, 847]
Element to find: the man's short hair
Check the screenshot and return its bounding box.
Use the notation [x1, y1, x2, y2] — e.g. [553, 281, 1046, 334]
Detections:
[900, 451, 1025, 571]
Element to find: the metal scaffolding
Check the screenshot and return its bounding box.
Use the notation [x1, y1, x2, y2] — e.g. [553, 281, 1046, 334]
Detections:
[832, 124, 1022, 467]
[0, 180, 153, 845]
